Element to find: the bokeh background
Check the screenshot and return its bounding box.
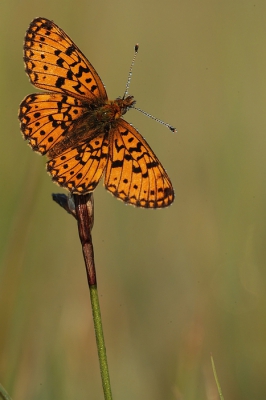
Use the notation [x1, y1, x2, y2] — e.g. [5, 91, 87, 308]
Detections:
[1, 1, 266, 399]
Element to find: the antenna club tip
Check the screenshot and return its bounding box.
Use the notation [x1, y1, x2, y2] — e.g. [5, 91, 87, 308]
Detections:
[169, 126, 177, 133]
[135, 43, 139, 53]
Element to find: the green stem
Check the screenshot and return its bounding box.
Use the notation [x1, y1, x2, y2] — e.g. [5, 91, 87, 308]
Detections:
[0, 383, 12, 400]
[90, 285, 112, 400]
[211, 355, 225, 400]
[73, 194, 113, 400]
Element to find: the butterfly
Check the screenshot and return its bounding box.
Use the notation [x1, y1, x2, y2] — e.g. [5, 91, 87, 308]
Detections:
[19, 17, 175, 208]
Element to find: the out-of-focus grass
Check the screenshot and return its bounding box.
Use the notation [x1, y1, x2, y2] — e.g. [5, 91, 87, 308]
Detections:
[1, 1, 266, 399]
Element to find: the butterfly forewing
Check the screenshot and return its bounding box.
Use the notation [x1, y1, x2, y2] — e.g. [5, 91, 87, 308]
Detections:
[24, 17, 107, 101]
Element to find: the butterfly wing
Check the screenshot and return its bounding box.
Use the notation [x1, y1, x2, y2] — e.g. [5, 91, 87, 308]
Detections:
[19, 93, 87, 154]
[46, 132, 109, 193]
[24, 17, 107, 101]
[105, 119, 174, 208]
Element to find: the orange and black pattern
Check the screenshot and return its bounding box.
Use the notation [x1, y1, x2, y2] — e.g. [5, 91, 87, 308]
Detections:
[19, 17, 174, 208]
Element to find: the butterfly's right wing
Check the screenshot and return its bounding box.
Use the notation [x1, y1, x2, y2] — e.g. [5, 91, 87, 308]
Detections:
[105, 119, 174, 208]
[24, 17, 107, 101]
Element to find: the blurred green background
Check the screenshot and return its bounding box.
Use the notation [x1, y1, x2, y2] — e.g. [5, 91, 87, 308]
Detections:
[1, 0, 266, 399]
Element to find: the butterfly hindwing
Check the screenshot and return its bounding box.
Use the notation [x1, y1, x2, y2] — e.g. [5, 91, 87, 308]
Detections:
[19, 93, 86, 154]
[47, 133, 109, 193]
[105, 120, 174, 208]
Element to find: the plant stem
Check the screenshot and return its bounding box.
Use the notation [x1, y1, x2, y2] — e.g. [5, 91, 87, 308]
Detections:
[211, 354, 225, 400]
[89, 284, 113, 399]
[73, 194, 113, 400]
[0, 383, 12, 400]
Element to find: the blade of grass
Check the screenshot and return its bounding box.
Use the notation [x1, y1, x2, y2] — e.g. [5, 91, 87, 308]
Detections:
[0, 383, 13, 400]
[211, 354, 225, 400]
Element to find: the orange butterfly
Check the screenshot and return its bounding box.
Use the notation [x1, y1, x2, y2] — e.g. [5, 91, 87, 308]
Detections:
[19, 17, 175, 208]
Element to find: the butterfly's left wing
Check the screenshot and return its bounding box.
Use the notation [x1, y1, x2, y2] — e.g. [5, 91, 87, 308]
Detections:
[46, 132, 109, 193]
[24, 17, 107, 101]
[19, 93, 86, 155]
[105, 120, 174, 208]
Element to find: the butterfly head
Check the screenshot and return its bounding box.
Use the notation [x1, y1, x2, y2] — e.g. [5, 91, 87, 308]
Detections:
[94, 96, 136, 126]
[114, 96, 136, 116]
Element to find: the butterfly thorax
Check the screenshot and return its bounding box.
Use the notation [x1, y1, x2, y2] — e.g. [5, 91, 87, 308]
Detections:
[47, 96, 136, 158]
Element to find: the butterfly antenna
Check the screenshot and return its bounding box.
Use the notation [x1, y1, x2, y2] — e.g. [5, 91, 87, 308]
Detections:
[133, 106, 177, 133]
[123, 44, 139, 99]
[124, 44, 176, 132]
